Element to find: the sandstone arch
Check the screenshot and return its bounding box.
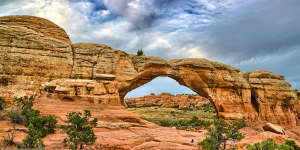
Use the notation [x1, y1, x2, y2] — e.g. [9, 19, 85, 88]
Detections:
[0, 15, 299, 126]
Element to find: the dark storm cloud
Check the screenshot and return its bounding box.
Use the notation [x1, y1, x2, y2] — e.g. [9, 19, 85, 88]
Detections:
[188, 0, 300, 89]
[100, 0, 211, 30]
[101, 0, 160, 30]
[202, 0, 300, 63]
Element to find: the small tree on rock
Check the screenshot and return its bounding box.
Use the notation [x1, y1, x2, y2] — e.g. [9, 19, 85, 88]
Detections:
[13, 96, 40, 125]
[137, 49, 144, 56]
[60, 110, 98, 150]
[19, 115, 57, 149]
[198, 118, 246, 150]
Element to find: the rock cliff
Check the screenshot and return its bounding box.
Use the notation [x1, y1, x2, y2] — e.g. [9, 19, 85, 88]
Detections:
[0, 15, 299, 126]
[125, 93, 210, 108]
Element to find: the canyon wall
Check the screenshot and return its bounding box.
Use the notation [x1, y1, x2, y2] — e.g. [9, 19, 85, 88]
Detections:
[0, 15, 299, 126]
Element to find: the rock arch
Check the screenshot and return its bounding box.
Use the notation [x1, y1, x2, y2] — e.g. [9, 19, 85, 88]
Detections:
[0, 15, 298, 126]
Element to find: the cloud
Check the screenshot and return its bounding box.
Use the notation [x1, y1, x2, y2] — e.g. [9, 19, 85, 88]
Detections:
[102, 0, 158, 30]
[200, 0, 300, 63]
[0, 0, 19, 6]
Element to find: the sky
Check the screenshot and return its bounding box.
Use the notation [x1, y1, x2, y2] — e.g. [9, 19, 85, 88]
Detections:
[0, 0, 299, 97]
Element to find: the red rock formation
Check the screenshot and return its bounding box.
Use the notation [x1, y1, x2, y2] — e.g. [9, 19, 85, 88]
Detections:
[0, 15, 299, 127]
[125, 93, 210, 108]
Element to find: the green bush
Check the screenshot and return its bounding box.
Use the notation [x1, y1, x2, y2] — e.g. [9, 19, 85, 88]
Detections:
[198, 118, 246, 150]
[246, 139, 299, 150]
[297, 93, 300, 100]
[159, 119, 171, 127]
[60, 110, 98, 150]
[11, 96, 58, 149]
[18, 115, 57, 149]
[137, 49, 144, 56]
[199, 138, 218, 150]
[19, 124, 45, 149]
[173, 116, 212, 130]
[285, 140, 300, 150]
[201, 104, 216, 113]
[28, 115, 58, 137]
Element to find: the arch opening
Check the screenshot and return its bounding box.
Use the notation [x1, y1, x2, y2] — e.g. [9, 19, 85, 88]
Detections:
[125, 77, 196, 98]
[124, 77, 217, 129]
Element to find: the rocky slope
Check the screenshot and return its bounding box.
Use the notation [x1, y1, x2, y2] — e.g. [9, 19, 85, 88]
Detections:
[0, 15, 299, 128]
[125, 93, 210, 108]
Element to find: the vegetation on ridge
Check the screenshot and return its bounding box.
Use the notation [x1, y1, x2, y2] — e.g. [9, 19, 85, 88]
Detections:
[60, 110, 98, 150]
[128, 105, 216, 130]
[198, 118, 246, 150]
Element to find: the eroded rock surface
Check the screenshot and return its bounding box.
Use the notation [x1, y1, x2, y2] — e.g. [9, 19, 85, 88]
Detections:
[0, 15, 299, 127]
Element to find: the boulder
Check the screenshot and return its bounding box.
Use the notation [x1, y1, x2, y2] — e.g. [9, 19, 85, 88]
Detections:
[263, 123, 285, 134]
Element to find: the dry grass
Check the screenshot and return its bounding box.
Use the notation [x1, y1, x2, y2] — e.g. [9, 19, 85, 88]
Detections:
[128, 106, 215, 120]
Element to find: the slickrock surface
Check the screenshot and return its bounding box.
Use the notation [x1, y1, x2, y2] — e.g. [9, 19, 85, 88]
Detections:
[125, 93, 210, 108]
[0, 15, 299, 129]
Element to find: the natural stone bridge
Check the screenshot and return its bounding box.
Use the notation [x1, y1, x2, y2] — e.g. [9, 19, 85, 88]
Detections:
[0, 15, 299, 126]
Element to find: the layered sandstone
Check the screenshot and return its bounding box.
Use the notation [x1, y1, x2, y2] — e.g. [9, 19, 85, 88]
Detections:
[0, 15, 73, 101]
[0, 15, 299, 127]
[125, 93, 210, 108]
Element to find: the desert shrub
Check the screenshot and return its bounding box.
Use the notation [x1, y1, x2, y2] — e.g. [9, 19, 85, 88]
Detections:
[159, 119, 172, 127]
[60, 110, 98, 150]
[19, 124, 45, 149]
[5, 108, 26, 124]
[147, 116, 211, 129]
[170, 111, 176, 116]
[174, 116, 212, 130]
[297, 93, 300, 100]
[12, 96, 57, 149]
[178, 104, 216, 112]
[285, 140, 300, 150]
[18, 115, 57, 149]
[201, 104, 216, 113]
[246, 139, 299, 150]
[178, 106, 194, 111]
[28, 115, 57, 137]
[198, 118, 246, 150]
[137, 49, 144, 56]
[199, 137, 218, 150]
[1, 127, 16, 146]
[12, 96, 40, 125]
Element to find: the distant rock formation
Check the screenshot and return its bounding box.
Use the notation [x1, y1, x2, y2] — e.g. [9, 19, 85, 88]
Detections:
[0, 15, 299, 126]
[125, 93, 210, 108]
